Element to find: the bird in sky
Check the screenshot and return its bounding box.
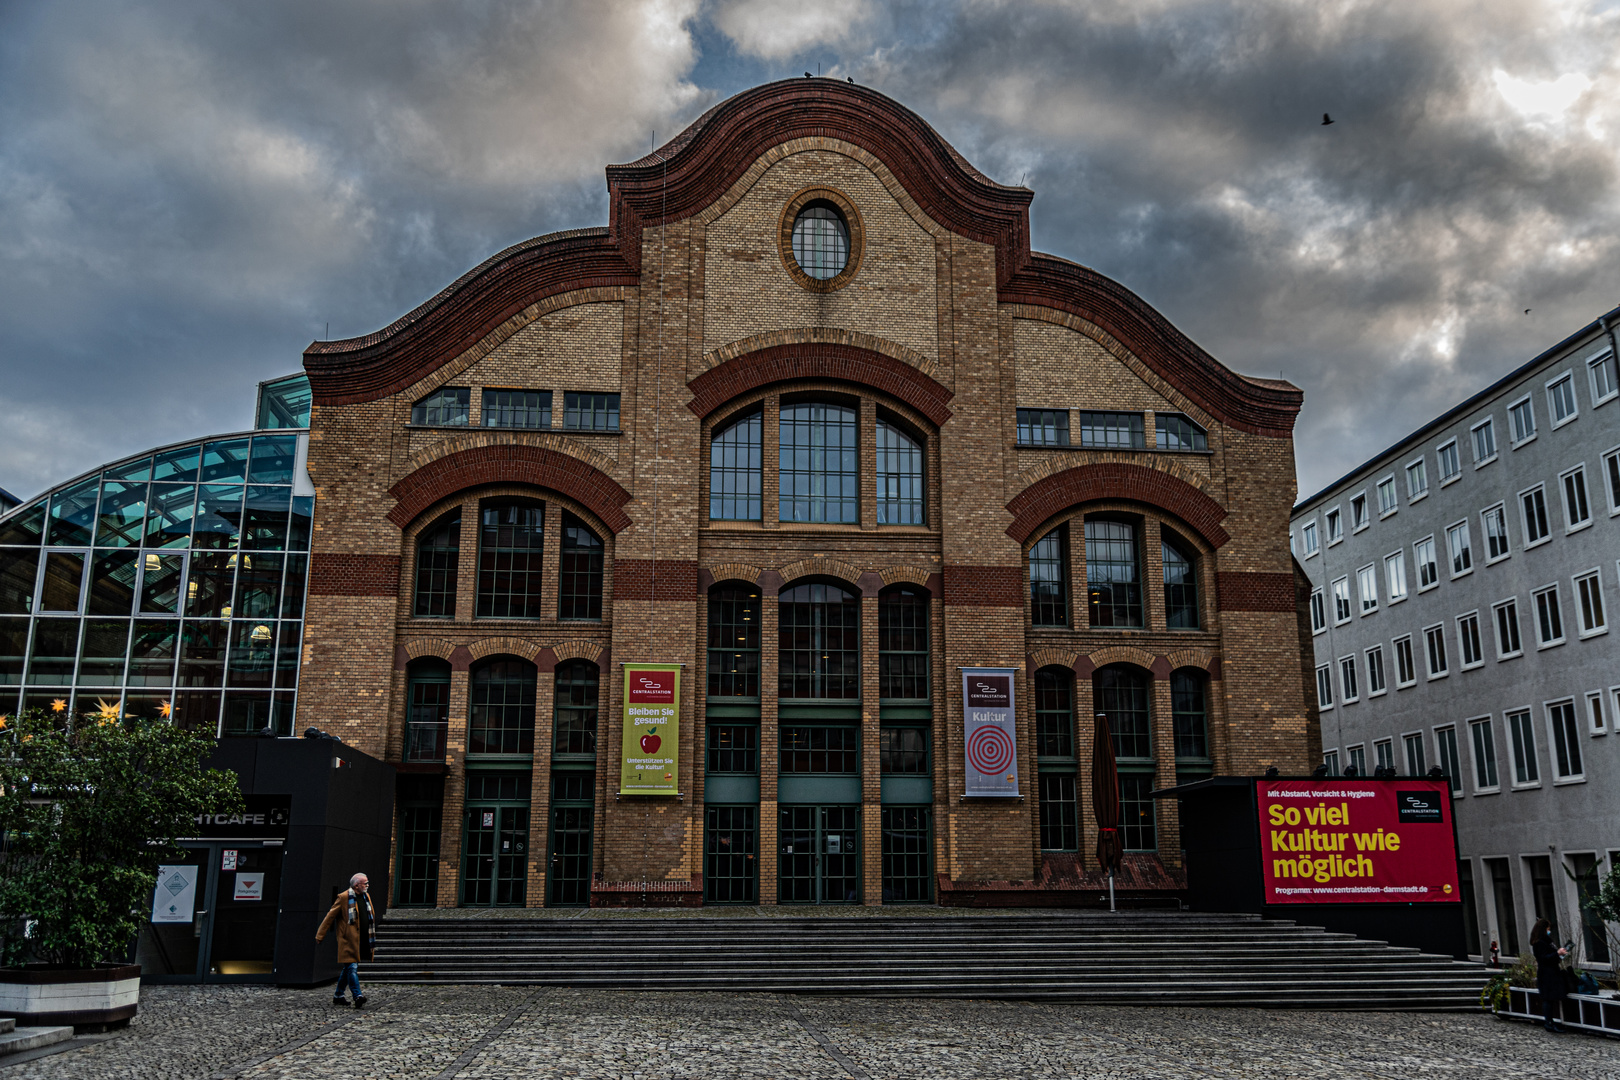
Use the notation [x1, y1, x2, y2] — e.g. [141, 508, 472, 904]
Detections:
[1525, 308, 1532, 314]
[1322, 113, 1334, 126]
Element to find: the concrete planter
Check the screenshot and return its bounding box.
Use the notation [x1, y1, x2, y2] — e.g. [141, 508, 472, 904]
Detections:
[0, 965, 141, 1032]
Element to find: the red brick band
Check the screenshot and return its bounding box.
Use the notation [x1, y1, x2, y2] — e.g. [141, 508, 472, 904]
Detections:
[1216, 571, 1297, 612]
[686, 343, 954, 427]
[308, 552, 401, 596]
[1005, 463, 1230, 549]
[386, 445, 632, 533]
[941, 565, 1025, 606]
[614, 559, 699, 601]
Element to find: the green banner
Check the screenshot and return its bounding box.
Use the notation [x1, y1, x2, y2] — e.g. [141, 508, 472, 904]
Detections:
[620, 664, 681, 794]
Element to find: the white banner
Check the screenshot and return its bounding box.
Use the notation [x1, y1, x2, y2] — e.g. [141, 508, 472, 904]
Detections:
[151, 864, 199, 923]
[962, 667, 1019, 797]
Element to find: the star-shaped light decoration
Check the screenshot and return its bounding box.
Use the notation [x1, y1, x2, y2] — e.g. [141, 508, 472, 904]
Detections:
[158, 700, 173, 720]
[50, 698, 67, 714]
[93, 699, 121, 725]
[0, 715, 8, 730]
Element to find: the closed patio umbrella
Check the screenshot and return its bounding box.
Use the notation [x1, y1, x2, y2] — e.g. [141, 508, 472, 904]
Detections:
[1092, 711, 1123, 912]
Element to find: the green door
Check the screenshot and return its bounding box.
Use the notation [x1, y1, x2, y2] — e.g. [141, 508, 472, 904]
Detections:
[461, 804, 528, 906]
[778, 805, 860, 904]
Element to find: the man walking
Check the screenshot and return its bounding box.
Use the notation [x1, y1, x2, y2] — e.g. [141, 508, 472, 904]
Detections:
[316, 872, 375, 1008]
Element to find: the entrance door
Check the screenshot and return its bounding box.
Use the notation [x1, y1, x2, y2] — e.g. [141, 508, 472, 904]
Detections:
[778, 806, 860, 903]
[462, 805, 528, 906]
[548, 805, 593, 906]
[140, 843, 284, 982]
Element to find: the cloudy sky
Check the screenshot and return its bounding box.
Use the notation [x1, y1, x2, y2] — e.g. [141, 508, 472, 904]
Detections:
[3, 0, 1618, 504]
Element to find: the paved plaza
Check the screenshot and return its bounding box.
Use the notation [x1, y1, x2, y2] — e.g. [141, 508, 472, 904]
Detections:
[4, 984, 1613, 1079]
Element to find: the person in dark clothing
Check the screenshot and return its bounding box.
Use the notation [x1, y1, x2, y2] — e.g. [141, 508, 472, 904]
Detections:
[1529, 917, 1567, 1032]
[316, 872, 376, 1008]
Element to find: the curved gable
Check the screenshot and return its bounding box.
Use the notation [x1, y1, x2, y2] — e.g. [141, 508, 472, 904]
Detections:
[1005, 463, 1231, 549]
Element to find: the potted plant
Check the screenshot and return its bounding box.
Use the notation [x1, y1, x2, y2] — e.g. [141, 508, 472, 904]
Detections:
[0, 704, 241, 1030]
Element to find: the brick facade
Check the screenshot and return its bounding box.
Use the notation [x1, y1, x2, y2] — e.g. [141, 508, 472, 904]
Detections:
[297, 79, 1313, 909]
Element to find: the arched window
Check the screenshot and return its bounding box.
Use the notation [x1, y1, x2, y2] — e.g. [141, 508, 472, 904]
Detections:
[878, 586, 928, 700]
[476, 500, 544, 619]
[1086, 519, 1142, 628]
[779, 403, 858, 524]
[875, 420, 924, 525]
[413, 511, 460, 618]
[1035, 667, 1078, 852]
[707, 584, 761, 698]
[405, 658, 451, 762]
[709, 411, 762, 521]
[790, 202, 850, 280]
[1029, 526, 1068, 626]
[1162, 536, 1198, 629]
[553, 660, 599, 756]
[1171, 669, 1209, 762]
[778, 582, 859, 699]
[558, 513, 603, 620]
[468, 658, 535, 755]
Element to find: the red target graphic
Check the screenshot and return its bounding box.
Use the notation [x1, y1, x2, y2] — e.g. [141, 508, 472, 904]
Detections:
[967, 726, 1014, 775]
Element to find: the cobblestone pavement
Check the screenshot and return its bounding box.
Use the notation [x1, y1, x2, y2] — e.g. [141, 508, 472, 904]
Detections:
[5, 985, 1612, 1079]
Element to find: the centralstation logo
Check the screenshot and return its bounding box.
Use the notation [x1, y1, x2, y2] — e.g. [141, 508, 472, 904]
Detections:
[629, 671, 676, 704]
[965, 675, 1010, 708]
[1396, 790, 1443, 824]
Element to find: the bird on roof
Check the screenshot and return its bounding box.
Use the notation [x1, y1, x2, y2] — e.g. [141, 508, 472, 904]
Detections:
[805, 72, 812, 78]
[1322, 113, 1334, 125]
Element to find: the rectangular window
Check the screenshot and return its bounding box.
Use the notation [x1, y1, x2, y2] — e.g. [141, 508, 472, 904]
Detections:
[1357, 564, 1378, 613]
[1508, 709, 1539, 785]
[482, 389, 551, 429]
[1470, 718, 1499, 790]
[1339, 656, 1358, 702]
[1323, 750, 1340, 776]
[1560, 465, 1591, 530]
[1585, 691, 1606, 735]
[1446, 521, 1472, 576]
[1574, 570, 1607, 636]
[1351, 493, 1368, 530]
[1385, 552, 1408, 602]
[779, 403, 859, 523]
[1325, 508, 1342, 543]
[1309, 588, 1325, 633]
[1119, 774, 1157, 851]
[1547, 700, 1583, 780]
[1302, 521, 1320, 556]
[476, 501, 545, 619]
[709, 410, 763, 521]
[1406, 458, 1429, 499]
[1435, 726, 1462, 794]
[1403, 732, 1427, 777]
[1520, 485, 1550, 546]
[1016, 408, 1070, 447]
[563, 392, 620, 431]
[1315, 664, 1333, 709]
[1331, 577, 1351, 623]
[1365, 645, 1386, 694]
[1605, 447, 1620, 515]
[1437, 439, 1461, 483]
[558, 513, 604, 620]
[1509, 394, 1536, 444]
[875, 419, 925, 525]
[1085, 519, 1143, 628]
[1424, 623, 1448, 677]
[1533, 585, 1564, 646]
[1547, 373, 1578, 425]
[1458, 612, 1483, 668]
[411, 386, 470, 426]
[1029, 526, 1068, 627]
[1347, 745, 1366, 776]
[1038, 773, 1079, 851]
[780, 727, 858, 774]
[707, 724, 759, 773]
[1077, 411, 1145, 449]
[1493, 599, 1522, 658]
[1375, 739, 1394, 773]
[1394, 635, 1416, 687]
[1377, 476, 1399, 515]
[1414, 536, 1438, 589]
[1154, 413, 1207, 451]
[879, 728, 928, 774]
[1471, 417, 1497, 464]
[1590, 349, 1618, 403]
[1482, 504, 1510, 562]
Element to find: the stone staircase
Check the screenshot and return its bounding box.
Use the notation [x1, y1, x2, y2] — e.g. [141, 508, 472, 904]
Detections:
[368, 911, 1488, 1011]
[0, 1016, 74, 1057]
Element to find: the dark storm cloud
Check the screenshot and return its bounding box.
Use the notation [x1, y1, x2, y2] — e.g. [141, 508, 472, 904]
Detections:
[2, 0, 1617, 501]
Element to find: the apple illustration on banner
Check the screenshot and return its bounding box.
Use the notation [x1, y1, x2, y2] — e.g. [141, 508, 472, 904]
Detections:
[641, 728, 661, 754]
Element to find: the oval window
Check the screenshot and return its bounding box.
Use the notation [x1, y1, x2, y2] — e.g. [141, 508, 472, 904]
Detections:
[790, 202, 850, 280]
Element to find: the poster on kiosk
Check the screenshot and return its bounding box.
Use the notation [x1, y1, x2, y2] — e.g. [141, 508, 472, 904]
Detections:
[1257, 778, 1460, 904]
[620, 664, 681, 795]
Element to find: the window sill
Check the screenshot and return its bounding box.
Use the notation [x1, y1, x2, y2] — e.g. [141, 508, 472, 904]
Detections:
[1303, 550, 1320, 560]
[1352, 523, 1370, 535]
[1511, 434, 1538, 450]
[1440, 475, 1462, 488]
[1379, 509, 1398, 520]
[1472, 787, 1501, 796]
[1594, 390, 1618, 407]
[1312, 627, 1327, 636]
[1395, 681, 1417, 691]
[1013, 443, 1214, 457]
[1408, 491, 1429, 504]
[1524, 536, 1553, 551]
[1326, 537, 1344, 548]
[1552, 775, 1587, 786]
[1418, 582, 1439, 594]
[1497, 651, 1523, 661]
[1388, 594, 1408, 605]
[404, 422, 622, 436]
[1536, 639, 1566, 650]
[1510, 781, 1542, 792]
[1341, 697, 1359, 706]
[1450, 568, 1474, 581]
[1485, 553, 1510, 566]
[1460, 662, 1485, 672]
[1426, 672, 1449, 681]
[1577, 627, 1609, 640]
[1474, 455, 1498, 469]
[1368, 688, 1388, 698]
[1565, 520, 1593, 535]
[1360, 607, 1378, 617]
[1552, 414, 1579, 431]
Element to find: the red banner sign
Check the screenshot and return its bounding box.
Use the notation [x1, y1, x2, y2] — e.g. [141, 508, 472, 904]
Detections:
[1256, 780, 1459, 904]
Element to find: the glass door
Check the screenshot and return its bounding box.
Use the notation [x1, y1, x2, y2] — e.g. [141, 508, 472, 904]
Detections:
[462, 804, 529, 906]
[207, 846, 283, 978]
[141, 847, 209, 980]
[778, 806, 860, 904]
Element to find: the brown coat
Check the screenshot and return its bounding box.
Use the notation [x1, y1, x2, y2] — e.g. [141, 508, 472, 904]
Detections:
[315, 889, 374, 963]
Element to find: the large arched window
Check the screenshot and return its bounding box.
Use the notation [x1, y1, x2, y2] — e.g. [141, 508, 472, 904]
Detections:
[1162, 535, 1198, 629]
[476, 500, 544, 619]
[778, 582, 859, 699]
[709, 411, 762, 521]
[708, 584, 761, 698]
[468, 658, 536, 755]
[1171, 669, 1209, 762]
[553, 660, 599, 756]
[1029, 526, 1068, 626]
[878, 586, 928, 701]
[405, 658, 451, 762]
[1035, 666, 1078, 852]
[558, 513, 603, 620]
[875, 420, 924, 525]
[779, 403, 858, 524]
[1086, 519, 1142, 628]
[413, 511, 460, 618]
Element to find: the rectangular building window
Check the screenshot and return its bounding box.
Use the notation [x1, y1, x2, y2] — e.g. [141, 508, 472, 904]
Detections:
[1086, 519, 1143, 628]
[780, 727, 858, 773]
[1339, 656, 1358, 702]
[1394, 635, 1416, 687]
[879, 728, 928, 774]
[482, 389, 551, 429]
[1325, 508, 1342, 543]
[1547, 373, 1578, 425]
[875, 420, 925, 525]
[1424, 623, 1448, 677]
[1508, 709, 1539, 785]
[1509, 395, 1536, 443]
[1038, 773, 1079, 851]
[1155, 413, 1207, 451]
[1437, 439, 1461, 483]
[1374, 739, 1394, 773]
[1377, 476, 1399, 515]
[707, 724, 759, 774]
[1365, 645, 1386, 694]
[707, 586, 761, 698]
[1458, 612, 1483, 668]
[1016, 408, 1069, 447]
[1446, 521, 1472, 575]
[411, 386, 470, 426]
[1357, 564, 1378, 613]
[1029, 526, 1068, 627]
[1560, 465, 1591, 530]
[1403, 732, 1427, 777]
[563, 392, 620, 431]
[475, 501, 545, 619]
[1590, 349, 1618, 404]
[1406, 458, 1428, 499]
[709, 410, 762, 521]
[1309, 588, 1325, 633]
[1351, 493, 1368, 530]
[1547, 700, 1583, 780]
[1533, 585, 1564, 646]
[1472, 417, 1497, 464]
[1585, 691, 1606, 735]
[779, 402, 858, 523]
[1605, 447, 1620, 514]
[1520, 485, 1550, 545]
[1315, 664, 1333, 709]
[1347, 745, 1366, 775]
[878, 587, 930, 700]
[1386, 552, 1408, 602]
[1470, 718, 1499, 790]
[1493, 599, 1522, 658]
[1077, 411, 1145, 449]
[1331, 577, 1351, 623]
[1435, 726, 1462, 793]
[1414, 536, 1438, 589]
[1302, 521, 1319, 555]
[1482, 504, 1510, 562]
[1574, 570, 1607, 636]
[557, 513, 604, 620]
[1119, 775, 1157, 851]
[1323, 750, 1340, 775]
